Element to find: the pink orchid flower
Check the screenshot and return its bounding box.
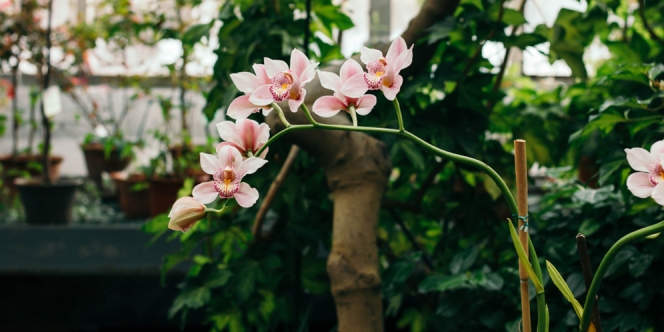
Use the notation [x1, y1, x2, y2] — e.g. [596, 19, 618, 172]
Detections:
[625, 140, 664, 205]
[216, 119, 270, 158]
[249, 49, 319, 112]
[168, 197, 207, 233]
[227, 64, 273, 119]
[312, 59, 377, 118]
[193, 146, 268, 208]
[341, 37, 413, 101]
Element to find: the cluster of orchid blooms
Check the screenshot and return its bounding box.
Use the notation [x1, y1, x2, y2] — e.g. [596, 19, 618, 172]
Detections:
[168, 37, 413, 232]
[167, 35, 663, 235]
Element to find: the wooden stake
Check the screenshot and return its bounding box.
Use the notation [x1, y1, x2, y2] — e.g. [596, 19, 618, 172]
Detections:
[514, 139, 531, 332]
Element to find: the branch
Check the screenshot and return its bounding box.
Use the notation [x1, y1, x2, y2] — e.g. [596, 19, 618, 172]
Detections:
[638, 0, 664, 48]
[251, 145, 300, 241]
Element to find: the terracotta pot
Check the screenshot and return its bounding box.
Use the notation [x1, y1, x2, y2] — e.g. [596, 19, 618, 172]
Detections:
[81, 143, 131, 196]
[148, 177, 185, 217]
[15, 178, 83, 225]
[112, 173, 150, 219]
[0, 155, 63, 199]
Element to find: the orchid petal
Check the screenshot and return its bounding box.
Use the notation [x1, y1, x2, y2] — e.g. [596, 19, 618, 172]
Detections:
[381, 74, 404, 101]
[237, 157, 268, 177]
[360, 47, 383, 64]
[249, 85, 275, 106]
[200, 153, 221, 175]
[290, 49, 310, 79]
[288, 89, 305, 112]
[216, 141, 243, 155]
[354, 95, 377, 115]
[253, 64, 270, 84]
[392, 45, 413, 74]
[627, 172, 655, 198]
[264, 57, 289, 78]
[192, 182, 218, 204]
[216, 121, 243, 148]
[300, 62, 319, 85]
[234, 182, 259, 208]
[625, 147, 655, 172]
[217, 145, 243, 170]
[236, 118, 259, 152]
[651, 140, 664, 156]
[312, 96, 346, 118]
[318, 70, 342, 92]
[256, 122, 271, 146]
[340, 59, 364, 83]
[652, 183, 664, 205]
[230, 72, 260, 94]
[386, 37, 408, 64]
[227, 95, 260, 119]
[340, 73, 369, 98]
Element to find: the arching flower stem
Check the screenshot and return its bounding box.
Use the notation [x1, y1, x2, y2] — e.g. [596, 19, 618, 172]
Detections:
[300, 103, 319, 126]
[205, 199, 230, 214]
[579, 220, 664, 332]
[271, 102, 291, 128]
[254, 123, 518, 214]
[393, 98, 404, 133]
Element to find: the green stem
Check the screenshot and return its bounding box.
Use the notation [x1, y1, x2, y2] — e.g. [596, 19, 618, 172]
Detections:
[579, 220, 664, 331]
[299, 103, 319, 126]
[272, 103, 291, 127]
[530, 237, 547, 332]
[349, 105, 358, 127]
[393, 98, 404, 132]
[205, 199, 231, 214]
[254, 124, 518, 214]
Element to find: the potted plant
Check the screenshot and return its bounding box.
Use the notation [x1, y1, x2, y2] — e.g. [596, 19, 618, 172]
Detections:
[0, 1, 63, 201]
[14, 0, 82, 225]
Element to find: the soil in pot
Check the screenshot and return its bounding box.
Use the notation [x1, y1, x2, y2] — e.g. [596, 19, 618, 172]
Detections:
[0, 155, 64, 200]
[81, 143, 131, 198]
[15, 178, 83, 225]
[112, 173, 150, 219]
[148, 177, 185, 217]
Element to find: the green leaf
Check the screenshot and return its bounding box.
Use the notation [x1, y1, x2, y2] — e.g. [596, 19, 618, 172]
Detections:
[545, 260, 583, 319]
[504, 33, 547, 49]
[507, 221, 544, 293]
[418, 274, 468, 293]
[314, 5, 354, 31]
[649, 64, 664, 80]
[628, 254, 653, 278]
[182, 23, 212, 46]
[578, 219, 601, 236]
[169, 286, 211, 318]
[605, 246, 637, 277]
[398, 140, 426, 170]
[427, 17, 456, 45]
[449, 246, 479, 274]
[502, 8, 527, 26]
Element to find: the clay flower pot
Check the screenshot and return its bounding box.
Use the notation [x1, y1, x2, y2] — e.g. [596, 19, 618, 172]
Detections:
[112, 173, 150, 219]
[148, 176, 185, 217]
[15, 178, 83, 225]
[81, 143, 131, 196]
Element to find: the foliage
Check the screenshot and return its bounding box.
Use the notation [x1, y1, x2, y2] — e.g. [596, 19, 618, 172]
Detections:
[149, 0, 664, 331]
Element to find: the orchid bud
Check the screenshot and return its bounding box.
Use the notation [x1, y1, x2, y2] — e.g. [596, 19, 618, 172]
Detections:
[168, 197, 207, 233]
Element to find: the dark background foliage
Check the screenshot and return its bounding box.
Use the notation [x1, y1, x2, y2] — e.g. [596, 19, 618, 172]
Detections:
[144, 0, 664, 330]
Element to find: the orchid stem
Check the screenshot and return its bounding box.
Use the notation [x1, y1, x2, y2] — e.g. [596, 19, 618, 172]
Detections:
[579, 220, 664, 331]
[393, 98, 404, 133]
[299, 103, 319, 126]
[205, 199, 230, 214]
[255, 124, 518, 214]
[272, 103, 291, 128]
[349, 106, 358, 127]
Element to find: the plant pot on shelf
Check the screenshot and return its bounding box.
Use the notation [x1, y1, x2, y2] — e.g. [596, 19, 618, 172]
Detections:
[0, 155, 63, 200]
[15, 178, 83, 225]
[148, 176, 185, 217]
[81, 143, 132, 198]
[112, 173, 150, 219]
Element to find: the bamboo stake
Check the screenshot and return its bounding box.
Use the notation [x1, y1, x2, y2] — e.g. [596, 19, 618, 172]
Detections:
[514, 139, 531, 332]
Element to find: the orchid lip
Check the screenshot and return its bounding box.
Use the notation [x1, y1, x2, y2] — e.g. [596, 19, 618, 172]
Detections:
[213, 166, 241, 198]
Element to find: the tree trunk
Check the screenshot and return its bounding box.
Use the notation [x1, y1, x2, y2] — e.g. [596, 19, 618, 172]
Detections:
[266, 89, 391, 331]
